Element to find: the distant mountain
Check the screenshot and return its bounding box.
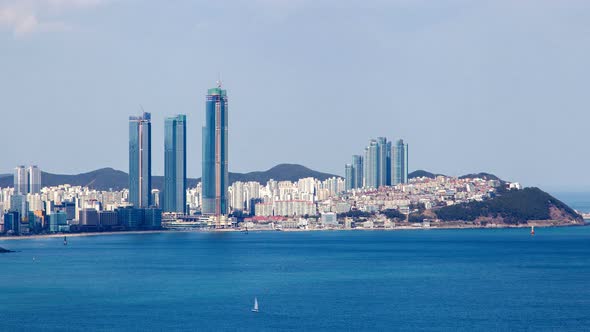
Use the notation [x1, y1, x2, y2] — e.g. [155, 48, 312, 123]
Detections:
[409, 170, 504, 182]
[226, 164, 337, 184]
[458, 172, 503, 182]
[408, 170, 445, 179]
[0, 164, 339, 191]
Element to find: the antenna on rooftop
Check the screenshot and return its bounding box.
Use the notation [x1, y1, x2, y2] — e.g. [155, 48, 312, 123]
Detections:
[217, 72, 222, 88]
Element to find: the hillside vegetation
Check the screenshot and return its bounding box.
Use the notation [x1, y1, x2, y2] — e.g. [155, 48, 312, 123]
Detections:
[435, 187, 582, 224]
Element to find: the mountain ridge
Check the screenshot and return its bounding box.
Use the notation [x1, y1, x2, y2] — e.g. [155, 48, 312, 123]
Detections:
[0, 164, 339, 191]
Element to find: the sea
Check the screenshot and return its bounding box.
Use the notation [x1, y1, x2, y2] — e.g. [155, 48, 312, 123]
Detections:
[0, 194, 589, 331]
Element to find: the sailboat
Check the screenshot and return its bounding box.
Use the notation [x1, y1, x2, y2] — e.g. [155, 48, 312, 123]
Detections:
[63, 236, 68, 246]
[530, 226, 535, 236]
[251, 297, 259, 313]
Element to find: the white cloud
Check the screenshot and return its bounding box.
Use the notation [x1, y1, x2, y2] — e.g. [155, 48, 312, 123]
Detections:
[0, 0, 106, 37]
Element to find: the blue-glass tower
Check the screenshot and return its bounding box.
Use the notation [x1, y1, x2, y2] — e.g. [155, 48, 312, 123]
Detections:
[392, 139, 409, 185]
[345, 164, 353, 191]
[376, 137, 388, 187]
[129, 112, 152, 208]
[164, 115, 187, 213]
[352, 155, 363, 189]
[202, 83, 228, 216]
[363, 139, 379, 188]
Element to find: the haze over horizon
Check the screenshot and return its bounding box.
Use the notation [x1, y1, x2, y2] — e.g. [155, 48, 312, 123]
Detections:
[1, 0, 589, 190]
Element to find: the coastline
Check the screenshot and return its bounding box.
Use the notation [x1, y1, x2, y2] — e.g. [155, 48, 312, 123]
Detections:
[0, 221, 587, 241]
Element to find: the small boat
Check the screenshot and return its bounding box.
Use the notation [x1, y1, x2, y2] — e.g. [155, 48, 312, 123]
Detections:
[63, 236, 68, 246]
[251, 297, 259, 313]
[530, 226, 535, 236]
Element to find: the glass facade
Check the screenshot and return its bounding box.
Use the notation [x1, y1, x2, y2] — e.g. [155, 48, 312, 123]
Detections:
[363, 139, 379, 188]
[393, 139, 409, 185]
[202, 85, 229, 216]
[345, 164, 353, 191]
[352, 155, 363, 189]
[377, 137, 388, 187]
[28, 165, 41, 194]
[13, 166, 28, 195]
[129, 112, 152, 208]
[164, 115, 187, 213]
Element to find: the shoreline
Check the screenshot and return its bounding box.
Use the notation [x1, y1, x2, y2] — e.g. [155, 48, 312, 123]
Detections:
[0, 222, 587, 241]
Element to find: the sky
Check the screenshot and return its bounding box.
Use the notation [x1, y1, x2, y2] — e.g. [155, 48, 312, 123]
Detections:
[1, 0, 589, 190]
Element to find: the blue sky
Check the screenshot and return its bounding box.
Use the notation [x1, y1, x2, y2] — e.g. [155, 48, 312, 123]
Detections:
[1, 0, 589, 190]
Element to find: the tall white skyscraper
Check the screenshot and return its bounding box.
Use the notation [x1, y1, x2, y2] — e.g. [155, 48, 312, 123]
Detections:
[28, 165, 42, 194]
[14, 166, 28, 195]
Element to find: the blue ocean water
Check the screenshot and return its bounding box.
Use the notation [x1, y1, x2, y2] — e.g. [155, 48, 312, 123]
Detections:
[1, 228, 589, 331]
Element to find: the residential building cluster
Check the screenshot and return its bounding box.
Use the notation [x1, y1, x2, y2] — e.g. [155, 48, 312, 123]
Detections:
[0, 181, 161, 235]
[240, 175, 506, 231]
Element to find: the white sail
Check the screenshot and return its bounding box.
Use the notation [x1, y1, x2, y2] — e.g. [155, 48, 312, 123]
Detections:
[252, 297, 259, 312]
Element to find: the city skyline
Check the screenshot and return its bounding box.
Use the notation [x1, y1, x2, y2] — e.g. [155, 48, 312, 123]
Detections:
[1, 1, 590, 190]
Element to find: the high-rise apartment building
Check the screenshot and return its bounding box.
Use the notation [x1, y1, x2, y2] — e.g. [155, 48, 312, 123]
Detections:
[376, 137, 389, 187]
[392, 139, 409, 184]
[363, 139, 379, 188]
[352, 155, 363, 189]
[129, 112, 152, 208]
[345, 164, 353, 191]
[202, 82, 229, 216]
[348, 137, 408, 189]
[28, 165, 41, 194]
[14, 166, 28, 195]
[164, 115, 187, 213]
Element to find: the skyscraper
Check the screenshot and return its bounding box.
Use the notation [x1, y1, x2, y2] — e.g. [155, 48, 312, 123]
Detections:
[202, 82, 229, 216]
[13, 166, 28, 195]
[363, 139, 379, 188]
[352, 155, 363, 189]
[129, 112, 152, 208]
[345, 164, 353, 191]
[164, 115, 187, 213]
[392, 139, 409, 185]
[28, 165, 41, 194]
[376, 137, 388, 187]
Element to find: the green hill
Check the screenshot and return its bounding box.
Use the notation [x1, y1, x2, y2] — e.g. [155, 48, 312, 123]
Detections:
[435, 187, 583, 224]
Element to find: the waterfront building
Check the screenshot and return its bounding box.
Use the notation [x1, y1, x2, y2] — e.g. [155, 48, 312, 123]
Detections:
[129, 112, 152, 208]
[3, 211, 20, 234]
[202, 82, 229, 216]
[320, 212, 338, 226]
[363, 139, 379, 188]
[98, 211, 119, 227]
[14, 166, 28, 195]
[49, 211, 67, 233]
[143, 208, 163, 229]
[392, 139, 409, 184]
[164, 115, 187, 213]
[79, 208, 99, 227]
[117, 206, 143, 230]
[345, 164, 353, 191]
[28, 165, 41, 194]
